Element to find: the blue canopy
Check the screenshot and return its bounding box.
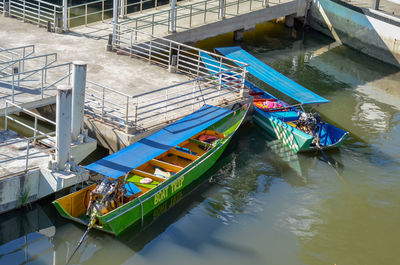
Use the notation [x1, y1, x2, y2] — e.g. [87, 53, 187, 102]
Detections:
[200, 52, 229, 74]
[216, 47, 329, 105]
[85, 105, 232, 179]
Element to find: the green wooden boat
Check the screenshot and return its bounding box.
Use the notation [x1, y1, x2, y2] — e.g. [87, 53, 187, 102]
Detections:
[200, 47, 349, 153]
[53, 104, 249, 236]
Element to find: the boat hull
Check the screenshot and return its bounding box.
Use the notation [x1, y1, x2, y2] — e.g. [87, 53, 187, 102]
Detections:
[253, 108, 312, 153]
[53, 105, 249, 235]
[253, 108, 348, 153]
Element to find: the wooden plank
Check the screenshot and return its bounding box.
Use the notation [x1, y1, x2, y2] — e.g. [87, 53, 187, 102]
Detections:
[132, 169, 166, 182]
[150, 159, 183, 172]
[169, 148, 199, 161]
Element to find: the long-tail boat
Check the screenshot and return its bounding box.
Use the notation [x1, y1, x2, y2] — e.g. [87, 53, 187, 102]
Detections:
[53, 104, 249, 235]
[200, 47, 349, 153]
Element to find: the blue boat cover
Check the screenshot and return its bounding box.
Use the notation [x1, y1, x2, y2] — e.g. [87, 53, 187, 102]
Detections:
[216, 47, 329, 105]
[85, 105, 233, 179]
[200, 52, 229, 74]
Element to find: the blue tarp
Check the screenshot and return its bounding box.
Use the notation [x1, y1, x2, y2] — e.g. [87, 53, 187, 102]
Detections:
[200, 52, 229, 74]
[216, 47, 329, 105]
[85, 105, 233, 179]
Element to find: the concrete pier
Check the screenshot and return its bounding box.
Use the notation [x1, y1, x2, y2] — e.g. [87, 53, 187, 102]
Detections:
[55, 86, 72, 171]
[308, 0, 400, 67]
[71, 62, 87, 142]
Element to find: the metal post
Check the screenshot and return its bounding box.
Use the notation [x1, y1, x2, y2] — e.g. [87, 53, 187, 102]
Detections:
[189, 5, 192, 27]
[240, 67, 246, 97]
[170, 0, 176, 32]
[85, 4, 87, 25]
[152, 14, 154, 35]
[120, 0, 126, 18]
[4, 101, 8, 131]
[113, 0, 119, 45]
[101, 87, 105, 120]
[26, 139, 30, 170]
[23, 0, 25, 20]
[38, 1, 40, 26]
[204, 2, 207, 23]
[63, 0, 67, 31]
[125, 97, 129, 125]
[102, 0, 104, 21]
[140, 0, 142, 13]
[373, 0, 380, 10]
[56, 85, 72, 171]
[219, 0, 225, 19]
[71, 61, 87, 142]
[33, 116, 37, 145]
[11, 72, 15, 103]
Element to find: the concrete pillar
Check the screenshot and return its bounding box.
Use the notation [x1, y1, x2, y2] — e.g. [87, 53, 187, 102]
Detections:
[56, 86, 72, 171]
[112, 0, 119, 44]
[71, 61, 87, 142]
[285, 15, 294, 28]
[62, 0, 68, 32]
[372, 0, 380, 10]
[170, 0, 176, 33]
[233, 29, 244, 42]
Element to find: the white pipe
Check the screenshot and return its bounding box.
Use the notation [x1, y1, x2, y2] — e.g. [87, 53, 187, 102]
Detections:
[120, 0, 126, 18]
[112, 0, 119, 44]
[170, 0, 176, 32]
[56, 85, 72, 171]
[71, 61, 87, 142]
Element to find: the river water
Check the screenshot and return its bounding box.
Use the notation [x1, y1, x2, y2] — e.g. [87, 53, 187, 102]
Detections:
[1, 22, 400, 265]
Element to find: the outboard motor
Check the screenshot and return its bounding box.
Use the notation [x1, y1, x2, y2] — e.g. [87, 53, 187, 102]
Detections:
[296, 112, 322, 137]
[86, 178, 125, 216]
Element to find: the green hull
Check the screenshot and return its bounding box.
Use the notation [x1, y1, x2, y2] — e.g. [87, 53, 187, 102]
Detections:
[253, 109, 348, 153]
[53, 105, 249, 235]
[253, 109, 312, 153]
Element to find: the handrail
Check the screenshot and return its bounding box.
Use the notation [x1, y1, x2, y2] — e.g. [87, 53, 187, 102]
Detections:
[1, 101, 56, 171]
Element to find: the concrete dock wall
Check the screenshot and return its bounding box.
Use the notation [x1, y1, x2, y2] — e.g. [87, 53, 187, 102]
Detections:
[308, 0, 400, 67]
[167, 0, 307, 43]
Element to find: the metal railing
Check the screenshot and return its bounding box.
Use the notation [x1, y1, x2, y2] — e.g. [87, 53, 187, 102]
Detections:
[78, 23, 247, 130]
[67, 0, 111, 28]
[113, 23, 247, 78]
[0, 61, 72, 102]
[5, 0, 63, 28]
[85, 79, 134, 128]
[0, 45, 35, 74]
[0, 52, 57, 77]
[1, 100, 56, 171]
[66, 0, 185, 28]
[120, 0, 267, 34]
[85, 64, 246, 130]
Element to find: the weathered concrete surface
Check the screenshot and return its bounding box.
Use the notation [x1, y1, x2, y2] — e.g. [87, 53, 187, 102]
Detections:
[0, 15, 188, 110]
[0, 166, 88, 214]
[308, 0, 400, 67]
[340, 0, 400, 17]
[0, 129, 96, 177]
